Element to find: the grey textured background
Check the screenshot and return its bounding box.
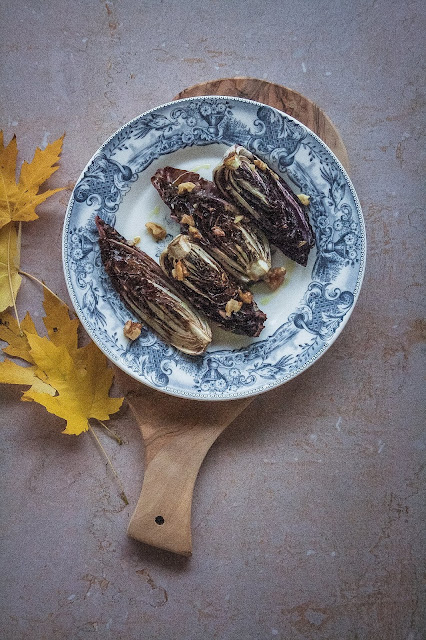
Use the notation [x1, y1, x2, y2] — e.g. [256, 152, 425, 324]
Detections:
[1, 1, 425, 639]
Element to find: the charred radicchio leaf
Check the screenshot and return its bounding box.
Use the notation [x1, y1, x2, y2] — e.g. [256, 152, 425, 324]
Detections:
[95, 217, 212, 355]
[160, 234, 267, 337]
[151, 167, 271, 283]
[213, 145, 315, 266]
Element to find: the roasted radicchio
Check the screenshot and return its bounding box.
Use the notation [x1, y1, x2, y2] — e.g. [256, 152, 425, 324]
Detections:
[151, 167, 271, 283]
[160, 234, 267, 337]
[95, 217, 212, 355]
[213, 145, 315, 266]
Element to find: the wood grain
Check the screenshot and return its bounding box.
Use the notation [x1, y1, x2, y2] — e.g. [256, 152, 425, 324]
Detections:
[127, 78, 349, 555]
[127, 388, 251, 556]
[174, 77, 349, 170]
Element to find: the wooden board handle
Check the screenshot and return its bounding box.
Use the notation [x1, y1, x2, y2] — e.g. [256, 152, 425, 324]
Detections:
[127, 391, 251, 555]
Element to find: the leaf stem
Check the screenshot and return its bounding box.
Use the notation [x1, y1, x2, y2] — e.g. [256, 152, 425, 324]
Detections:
[7, 222, 21, 332]
[88, 425, 129, 505]
[18, 270, 66, 305]
[94, 418, 124, 445]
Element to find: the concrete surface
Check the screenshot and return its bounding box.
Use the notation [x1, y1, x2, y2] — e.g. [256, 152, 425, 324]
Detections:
[0, 1, 424, 639]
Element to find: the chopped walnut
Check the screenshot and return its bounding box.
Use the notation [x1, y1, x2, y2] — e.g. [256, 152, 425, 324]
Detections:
[239, 290, 253, 304]
[264, 266, 287, 291]
[188, 225, 202, 240]
[177, 181, 196, 194]
[181, 213, 195, 226]
[212, 226, 225, 236]
[129, 235, 141, 246]
[172, 260, 188, 281]
[145, 221, 167, 241]
[234, 215, 244, 224]
[123, 320, 142, 340]
[224, 153, 241, 170]
[297, 240, 307, 248]
[254, 158, 268, 171]
[297, 193, 310, 206]
[225, 298, 243, 317]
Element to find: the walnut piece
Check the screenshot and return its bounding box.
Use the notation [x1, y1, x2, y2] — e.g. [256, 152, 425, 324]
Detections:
[177, 181, 196, 194]
[129, 235, 141, 246]
[224, 153, 241, 170]
[145, 221, 167, 241]
[123, 320, 142, 340]
[239, 290, 253, 304]
[297, 193, 310, 206]
[264, 266, 287, 291]
[225, 298, 243, 317]
[172, 260, 188, 281]
[254, 158, 268, 171]
[188, 225, 202, 240]
[181, 213, 195, 226]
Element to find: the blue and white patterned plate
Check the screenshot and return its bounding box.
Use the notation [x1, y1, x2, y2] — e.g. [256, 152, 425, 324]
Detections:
[62, 97, 366, 400]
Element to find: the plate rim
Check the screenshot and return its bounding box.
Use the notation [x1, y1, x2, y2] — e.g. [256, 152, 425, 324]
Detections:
[62, 95, 367, 401]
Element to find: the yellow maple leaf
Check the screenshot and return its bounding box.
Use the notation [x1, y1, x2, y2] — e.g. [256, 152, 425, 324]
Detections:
[0, 286, 123, 434]
[0, 222, 22, 311]
[23, 335, 123, 435]
[0, 296, 53, 395]
[0, 286, 78, 363]
[42, 288, 80, 359]
[0, 131, 65, 230]
[0, 358, 54, 396]
[0, 308, 37, 361]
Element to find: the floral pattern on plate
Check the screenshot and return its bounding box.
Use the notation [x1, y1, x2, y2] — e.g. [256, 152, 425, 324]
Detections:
[62, 97, 366, 399]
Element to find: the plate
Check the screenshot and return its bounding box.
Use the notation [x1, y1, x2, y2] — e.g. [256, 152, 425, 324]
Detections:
[62, 97, 366, 400]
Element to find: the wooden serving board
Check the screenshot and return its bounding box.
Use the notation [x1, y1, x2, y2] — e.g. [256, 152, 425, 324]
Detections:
[126, 77, 349, 556]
